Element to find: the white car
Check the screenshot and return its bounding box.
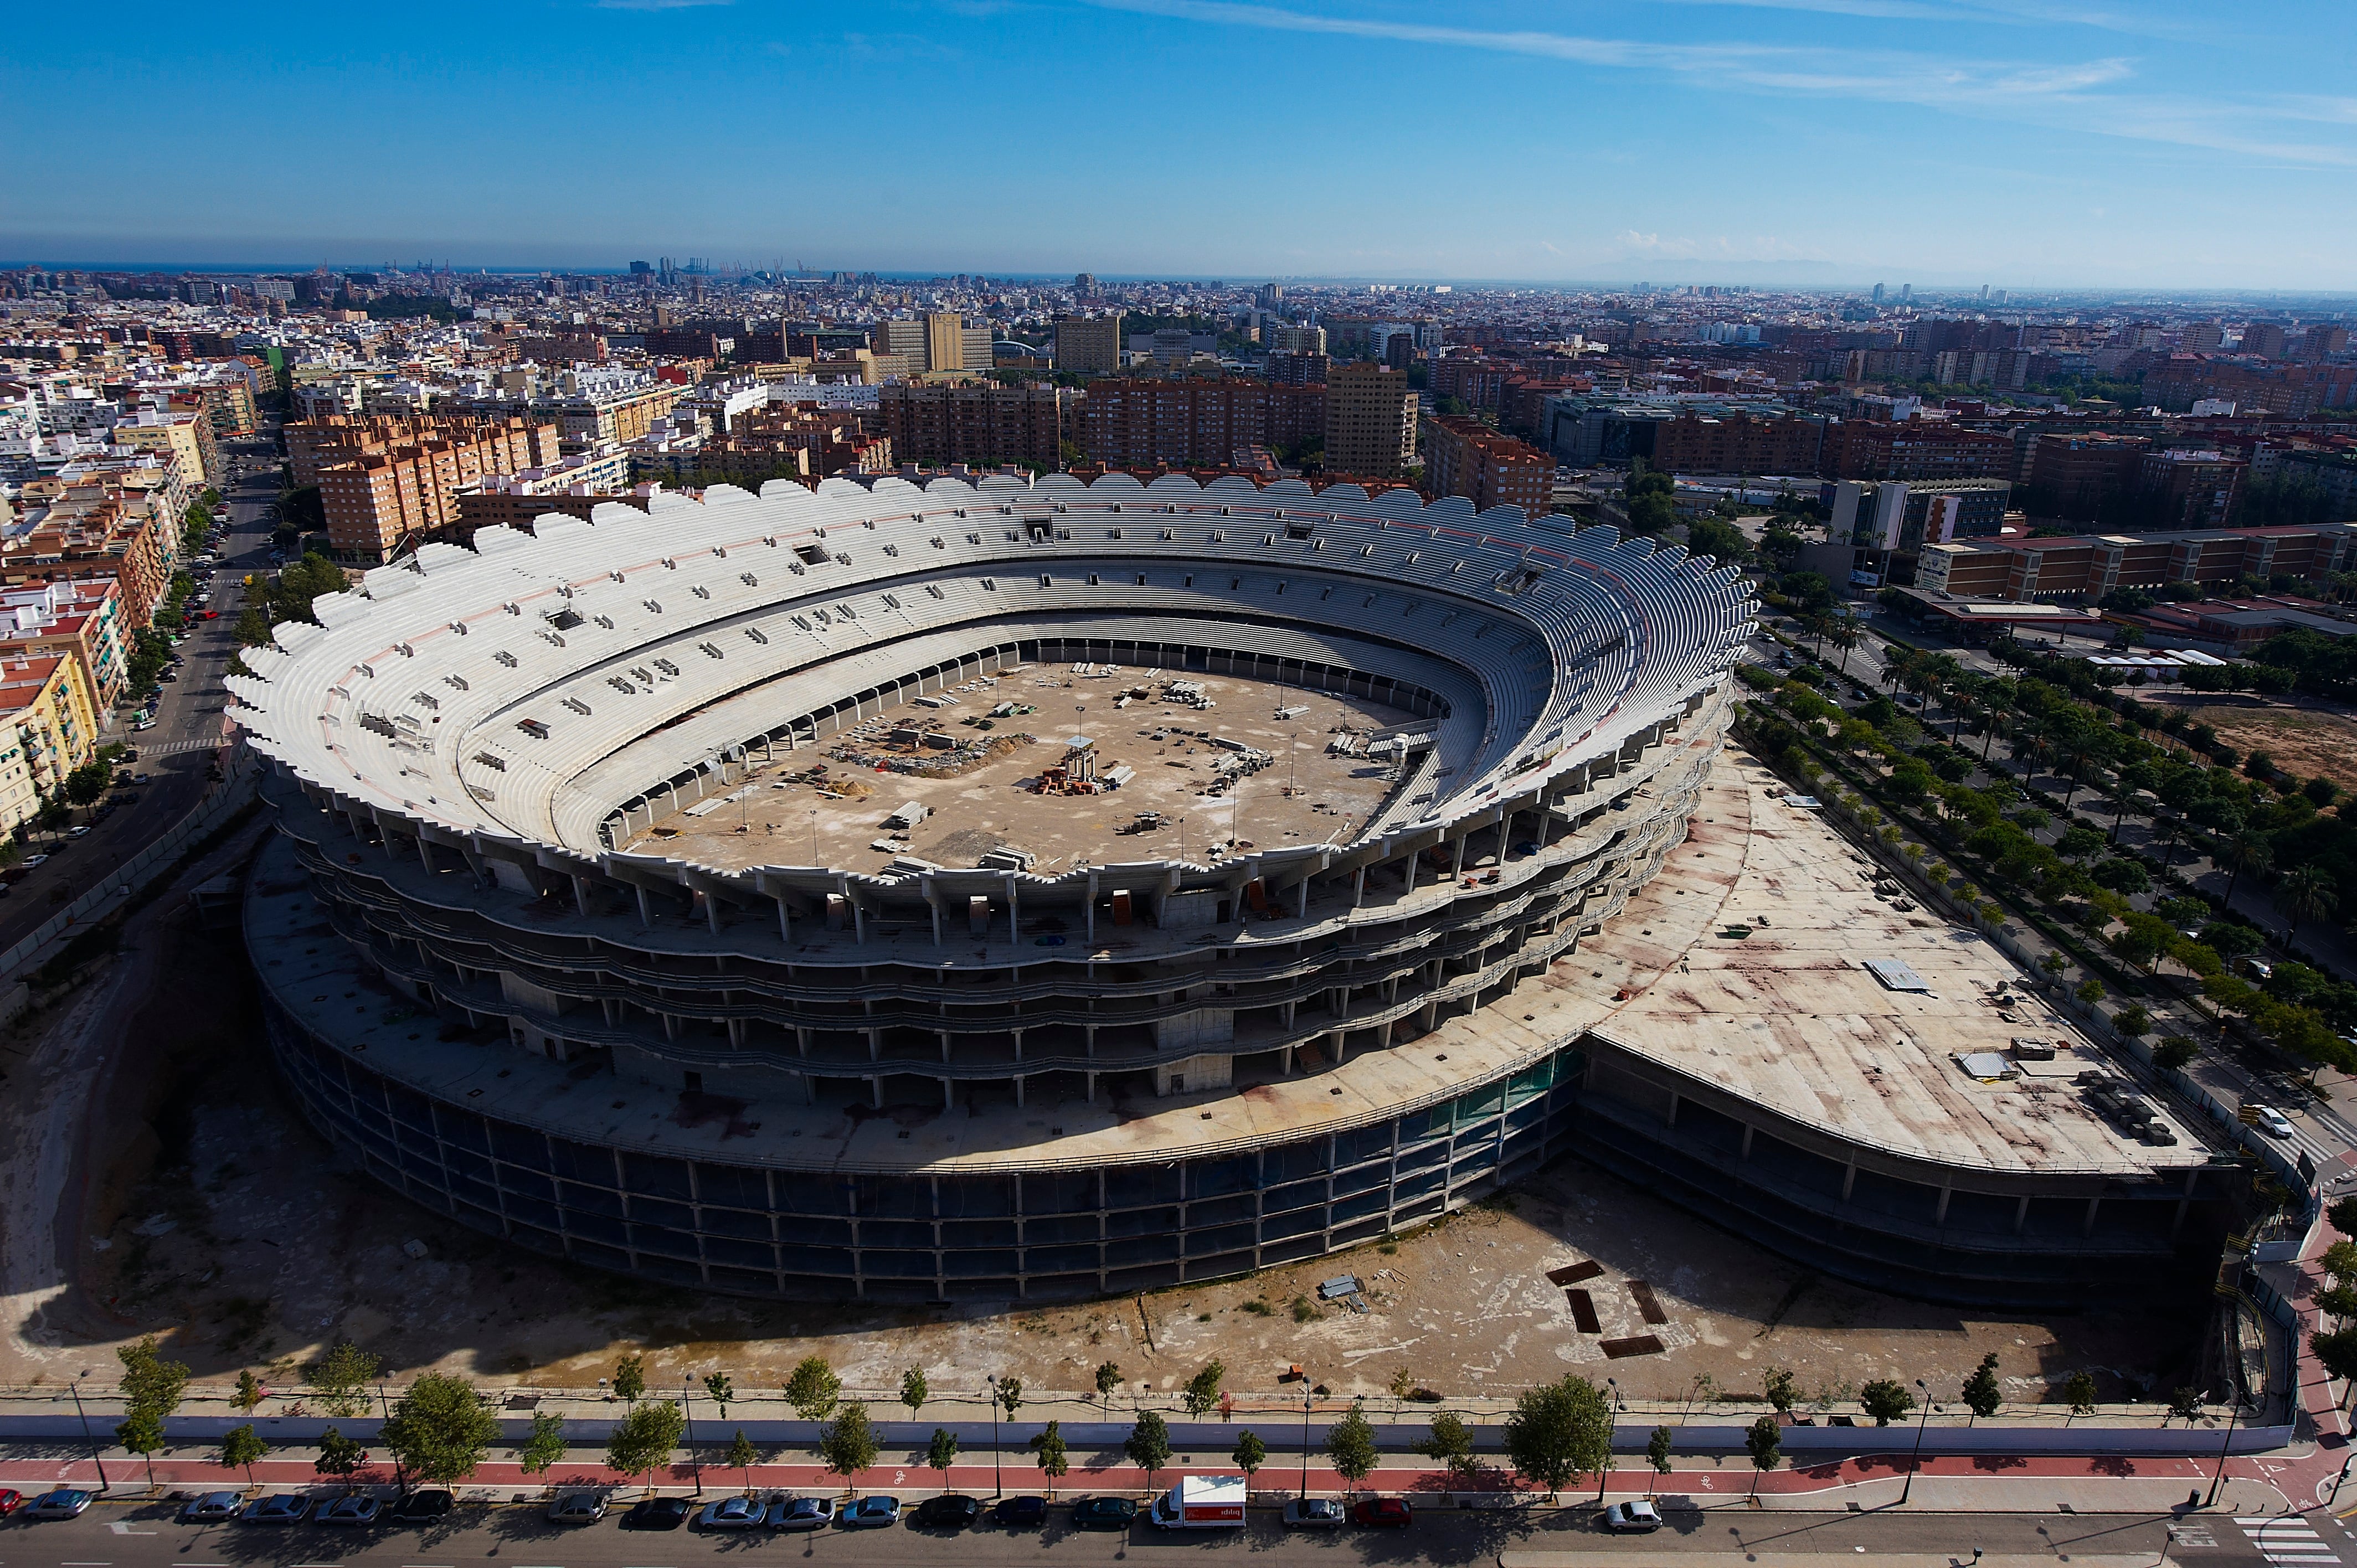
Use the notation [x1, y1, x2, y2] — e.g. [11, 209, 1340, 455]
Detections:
[2255, 1105, 2296, 1138]
[1602, 1500, 1663, 1533]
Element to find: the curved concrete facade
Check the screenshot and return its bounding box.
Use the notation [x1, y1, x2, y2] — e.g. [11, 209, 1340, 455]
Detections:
[238, 472, 1752, 1299]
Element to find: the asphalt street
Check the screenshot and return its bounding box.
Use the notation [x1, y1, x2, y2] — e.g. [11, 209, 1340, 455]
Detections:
[0, 433, 275, 956]
[0, 1498, 2302, 1568]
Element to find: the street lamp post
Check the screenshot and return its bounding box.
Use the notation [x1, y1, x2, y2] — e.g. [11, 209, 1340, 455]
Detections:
[1900, 1380, 1932, 1504]
[377, 1381, 408, 1495]
[987, 1375, 1003, 1499]
[69, 1371, 109, 1493]
[1299, 1385, 1314, 1500]
[2204, 1396, 2242, 1508]
[682, 1378, 703, 1495]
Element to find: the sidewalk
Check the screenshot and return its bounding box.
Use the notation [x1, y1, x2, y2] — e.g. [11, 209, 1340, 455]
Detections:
[0, 1444, 2291, 1518]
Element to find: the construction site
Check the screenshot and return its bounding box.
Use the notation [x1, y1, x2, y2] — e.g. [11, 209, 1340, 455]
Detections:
[624, 668, 1418, 875]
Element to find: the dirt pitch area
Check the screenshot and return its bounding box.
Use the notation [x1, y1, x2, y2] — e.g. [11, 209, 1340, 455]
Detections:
[2187, 701, 2357, 795]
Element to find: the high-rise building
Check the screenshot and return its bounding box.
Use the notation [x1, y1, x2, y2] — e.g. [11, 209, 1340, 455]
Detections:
[1423, 416, 1550, 519]
[1080, 379, 1322, 467]
[2135, 448, 2245, 531]
[1053, 315, 1123, 375]
[1324, 363, 1416, 478]
[1254, 283, 1284, 310]
[876, 383, 1067, 467]
[1073, 272, 1099, 298]
[1271, 326, 1326, 355]
[2026, 432, 2153, 523]
[876, 318, 927, 365]
[925, 311, 966, 374]
[2241, 323, 2291, 359]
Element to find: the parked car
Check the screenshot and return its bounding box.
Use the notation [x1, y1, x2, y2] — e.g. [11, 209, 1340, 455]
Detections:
[66, 824, 90, 837]
[179, 1491, 243, 1523]
[545, 1492, 606, 1525]
[990, 1495, 1046, 1528]
[390, 1488, 454, 1524]
[316, 1495, 382, 1525]
[1071, 1496, 1138, 1531]
[1352, 1497, 1412, 1528]
[837, 1495, 900, 1528]
[1602, 1500, 1663, 1533]
[769, 1495, 833, 1531]
[914, 1494, 981, 1529]
[21, 854, 47, 868]
[1283, 1498, 1345, 1528]
[622, 1497, 690, 1530]
[28, 1489, 93, 1519]
[240, 1494, 311, 1524]
[0, 1488, 20, 1516]
[698, 1496, 766, 1530]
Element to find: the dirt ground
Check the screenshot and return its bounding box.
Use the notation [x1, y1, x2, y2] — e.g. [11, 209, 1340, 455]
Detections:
[624, 670, 1412, 875]
[3, 909, 2202, 1415]
[2186, 700, 2357, 794]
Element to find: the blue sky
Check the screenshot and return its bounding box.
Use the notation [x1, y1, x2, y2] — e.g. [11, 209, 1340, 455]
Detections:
[6, 0, 2355, 287]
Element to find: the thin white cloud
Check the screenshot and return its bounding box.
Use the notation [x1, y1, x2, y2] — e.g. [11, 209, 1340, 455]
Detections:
[1078, 0, 2355, 166]
[596, 0, 731, 11]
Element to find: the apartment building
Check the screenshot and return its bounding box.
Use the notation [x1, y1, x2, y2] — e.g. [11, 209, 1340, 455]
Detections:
[1423, 416, 1550, 519]
[301, 415, 563, 560]
[0, 577, 126, 709]
[875, 382, 1066, 467]
[3, 477, 172, 626]
[109, 408, 217, 487]
[1647, 409, 1826, 476]
[1823, 419, 2016, 483]
[1916, 520, 2357, 599]
[1324, 363, 1416, 478]
[2135, 448, 2246, 531]
[0, 652, 100, 820]
[1053, 315, 1124, 375]
[1080, 379, 1324, 467]
[2025, 432, 2154, 521]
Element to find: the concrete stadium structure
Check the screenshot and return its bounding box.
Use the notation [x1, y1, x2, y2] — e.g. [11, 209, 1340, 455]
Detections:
[234, 470, 2229, 1308]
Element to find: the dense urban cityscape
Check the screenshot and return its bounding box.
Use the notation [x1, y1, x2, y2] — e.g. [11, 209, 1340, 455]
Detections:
[5, 2, 2357, 1565]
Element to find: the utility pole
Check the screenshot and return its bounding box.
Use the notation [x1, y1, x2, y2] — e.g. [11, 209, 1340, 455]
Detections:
[1299, 1385, 1314, 1499]
[69, 1372, 109, 1492]
[682, 1379, 702, 1495]
[1900, 1379, 1931, 1504]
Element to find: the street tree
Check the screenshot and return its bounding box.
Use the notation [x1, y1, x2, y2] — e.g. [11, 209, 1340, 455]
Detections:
[1124, 1411, 1173, 1496]
[117, 1406, 168, 1489]
[2168, 1388, 2206, 1427]
[1035, 1420, 1072, 1498]
[1417, 1412, 1478, 1483]
[1325, 1401, 1380, 1496]
[702, 1372, 734, 1420]
[995, 1374, 1025, 1423]
[2330, 1197, 2357, 1237]
[606, 1399, 685, 1493]
[1182, 1359, 1226, 1418]
[307, 1341, 380, 1420]
[314, 1426, 368, 1491]
[232, 1370, 266, 1414]
[517, 1411, 566, 1476]
[786, 1356, 841, 1421]
[382, 1371, 501, 1484]
[1231, 1428, 1267, 1486]
[1646, 1426, 1675, 1498]
[2324, 1239, 2357, 1285]
[2061, 1371, 2099, 1425]
[817, 1404, 878, 1495]
[1859, 1380, 1915, 1427]
[1762, 1366, 1795, 1416]
[898, 1366, 928, 1417]
[1502, 1375, 1612, 1501]
[1961, 1354, 2003, 1424]
[1094, 1360, 1123, 1415]
[926, 1426, 959, 1487]
[612, 1353, 646, 1404]
[216, 1423, 268, 1486]
[1743, 1416, 1783, 1496]
[2313, 1329, 2357, 1407]
[119, 1335, 191, 1422]
[726, 1430, 758, 1490]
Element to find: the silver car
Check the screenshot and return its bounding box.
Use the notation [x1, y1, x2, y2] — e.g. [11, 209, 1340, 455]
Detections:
[1283, 1497, 1344, 1528]
[547, 1491, 606, 1525]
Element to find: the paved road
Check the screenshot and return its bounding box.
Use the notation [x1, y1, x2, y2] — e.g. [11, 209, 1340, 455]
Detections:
[0, 439, 275, 957]
[0, 1498, 2305, 1567]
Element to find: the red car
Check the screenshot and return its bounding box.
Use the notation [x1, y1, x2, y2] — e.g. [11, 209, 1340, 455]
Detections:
[1352, 1497, 1411, 1528]
[201, 610, 220, 620]
[0, 1488, 21, 1515]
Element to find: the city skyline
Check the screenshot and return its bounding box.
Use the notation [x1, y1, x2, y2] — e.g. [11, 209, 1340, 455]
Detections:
[7, 1, 2355, 288]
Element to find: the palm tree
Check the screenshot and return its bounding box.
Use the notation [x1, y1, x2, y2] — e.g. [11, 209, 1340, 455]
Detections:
[1828, 619, 1860, 676]
[2280, 865, 2338, 939]
[2222, 829, 2272, 909]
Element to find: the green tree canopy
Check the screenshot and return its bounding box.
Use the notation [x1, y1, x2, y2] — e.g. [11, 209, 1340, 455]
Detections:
[1230, 1427, 1267, 1480]
[1124, 1410, 1173, 1491]
[1182, 1359, 1226, 1417]
[1859, 1379, 1915, 1427]
[1502, 1375, 1612, 1500]
[1035, 1419, 1072, 1497]
[118, 1334, 190, 1420]
[381, 1371, 500, 1484]
[217, 1422, 269, 1484]
[517, 1410, 566, 1476]
[817, 1403, 878, 1493]
[898, 1366, 927, 1416]
[315, 1425, 368, 1489]
[1324, 1400, 1381, 1493]
[606, 1398, 685, 1487]
[785, 1356, 841, 1421]
[725, 1428, 757, 1483]
[612, 1352, 646, 1403]
[1418, 1412, 1478, 1481]
[926, 1426, 959, 1479]
[1743, 1415, 1783, 1494]
[1961, 1354, 2003, 1422]
[307, 1340, 380, 1420]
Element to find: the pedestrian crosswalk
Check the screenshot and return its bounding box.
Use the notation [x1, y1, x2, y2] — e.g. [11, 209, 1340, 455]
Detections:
[2238, 1517, 2344, 1564]
[131, 737, 225, 757]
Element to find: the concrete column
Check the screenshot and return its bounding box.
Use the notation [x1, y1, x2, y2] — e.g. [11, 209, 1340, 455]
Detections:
[775, 897, 792, 945]
[1352, 866, 1365, 908]
[704, 893, 722, 935]
[1085, 1071, 1097, 1103]
[1282, 1044, 1295, 1075]
[635, 886, 653, 927]
[930, 895, 944, 948]
[1450, 834, 1468, 878]
[795, 1027, 811, 1057]
[942, 1078, 954, 1112]
[1665, 1091, 1680, 1127]
[572, 875, 592, 917]
[1015, 1075, 1026, 1108]
[1296, 879, 1309, 917]
[2081, 1195, 2101, 1237]
[867, 1029, 881, 1061]
[2013, 1195, 2030, 1234]
[1935, 1182, 1953, 1225]
[871, 1076, 883, 1108]
[1086, 871, 1098, 942]
[1840, 1158, 1857, 1204]
[1740, 1123, 1754, 1160]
